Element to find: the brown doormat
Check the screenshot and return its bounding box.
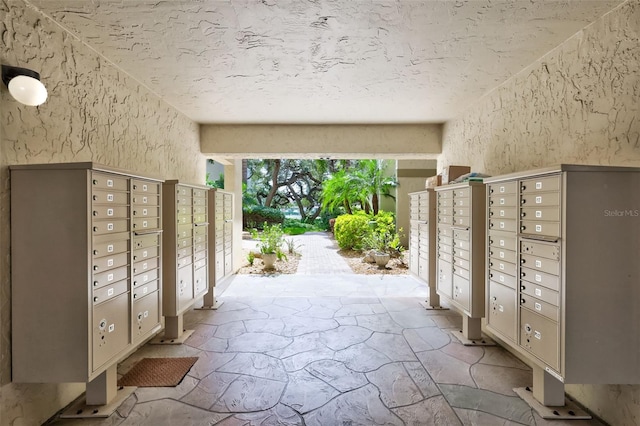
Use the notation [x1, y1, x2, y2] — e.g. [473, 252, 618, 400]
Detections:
[117, 357, 198, 387]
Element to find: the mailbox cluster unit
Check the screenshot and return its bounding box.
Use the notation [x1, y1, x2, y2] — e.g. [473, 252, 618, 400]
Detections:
[434, 181, 487, 341]
[10, 163, 163, 406]
[484, 165, 640, 407]
[10, 163, 236, 413]
[212, 189, 234, 285]
[160, 181, 210, 341]
[408, 189, 440, 308]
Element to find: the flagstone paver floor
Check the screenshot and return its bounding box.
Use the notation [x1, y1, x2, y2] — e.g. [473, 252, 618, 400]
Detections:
[48, 234, 604, 425]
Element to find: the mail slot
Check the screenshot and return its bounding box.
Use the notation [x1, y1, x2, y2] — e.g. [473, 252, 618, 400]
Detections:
[520, 254, 560, 275]
[93, 279, 128, 304]
[521, 282, 559, 306]
[520, 266, 560, 291]
[520, 192, 560, 207]
[488, 194, 517, 207]
[520, 175, 561, 194]
[132, 179, 160, 194]
[133, 194, 159, 206]
[133, 245, 159, 262]
[437, 225, 452, 237]
[489, 218, 517, 232]
[520, 295, 559, 322]
[489, 269, 517, 289]
[133, 217, 159, 230]
[488, 232, 517, 251]
[93, 265, 128, 289]
[520, 220, 561, 238]
[133, 256, 159, 274]
[93, 238, 129, 258]
[92, 219, 128, 235]
[521, 206, 560, 222]
[93, 252, 129, 273]
[133, 268, 159, 287]
[489, 206, 517, 219]
[438, 252, 453, 264]
[488, 181, 517, 195]
[91, 173, 128, 191]
[92, 189, 129, 205]
[92, 205, 128, 219]
[487, 247, 516, 264]
[133, 280, 159, 300]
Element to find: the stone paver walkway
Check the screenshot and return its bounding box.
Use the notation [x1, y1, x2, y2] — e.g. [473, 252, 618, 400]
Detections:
[48, 232, 603, 426]
[294, 232, 353, 274]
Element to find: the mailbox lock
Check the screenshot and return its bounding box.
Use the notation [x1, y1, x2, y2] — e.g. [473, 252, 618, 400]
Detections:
[524, 323, 532, 333]
[98, 319, 107, 330]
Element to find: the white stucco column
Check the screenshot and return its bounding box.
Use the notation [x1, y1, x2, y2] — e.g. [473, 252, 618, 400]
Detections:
[224, 159, 244, 273]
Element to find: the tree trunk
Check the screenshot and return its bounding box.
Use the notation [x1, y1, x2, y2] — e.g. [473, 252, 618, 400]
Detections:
[264, 159, 281, 207]
[372, 193, 379, 215]
[344, 199, 352, 215]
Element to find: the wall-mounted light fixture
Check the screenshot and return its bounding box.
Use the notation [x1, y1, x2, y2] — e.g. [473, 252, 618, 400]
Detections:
[2, 65, 48, 106]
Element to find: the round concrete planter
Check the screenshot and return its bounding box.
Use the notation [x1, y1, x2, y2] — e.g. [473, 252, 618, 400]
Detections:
[372, 252, 390, 268]
[262, 253, 277, 269]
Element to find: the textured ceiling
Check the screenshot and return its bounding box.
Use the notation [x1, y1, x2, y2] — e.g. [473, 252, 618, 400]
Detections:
[28, 0, 623, 124]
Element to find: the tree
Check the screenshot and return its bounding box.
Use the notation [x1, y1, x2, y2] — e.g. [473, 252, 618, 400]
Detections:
[246, 159, 330, 222]
[354, 160, 398, 214]
[321, 160, 397, 215]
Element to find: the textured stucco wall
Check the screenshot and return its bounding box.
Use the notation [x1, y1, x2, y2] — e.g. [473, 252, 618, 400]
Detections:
[439, 1, 640, 425]
[0, 1, 205, 424]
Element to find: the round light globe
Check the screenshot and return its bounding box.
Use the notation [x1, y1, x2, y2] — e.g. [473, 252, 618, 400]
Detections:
[8, 75, 48, 106]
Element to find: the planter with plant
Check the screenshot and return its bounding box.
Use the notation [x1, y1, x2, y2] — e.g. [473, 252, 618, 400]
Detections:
[252, 223, 285, 270]
[362, 216, 403, 268]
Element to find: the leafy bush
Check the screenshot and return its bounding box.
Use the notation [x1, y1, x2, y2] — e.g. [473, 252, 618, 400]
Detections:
[243, 205, 285, 229]
[335, 210, 403, 253]
[334, 212, 372, 250]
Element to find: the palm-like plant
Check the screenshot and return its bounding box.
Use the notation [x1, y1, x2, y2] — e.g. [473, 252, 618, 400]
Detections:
[321, 170, 357, 214]
[353, 160, 398, 214]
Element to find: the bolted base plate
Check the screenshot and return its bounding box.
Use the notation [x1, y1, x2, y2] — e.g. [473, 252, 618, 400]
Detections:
[514, 387, 592, 420]
[450, 329, 496, 346]
[149, 329, 195, 345]
[419, 301, 449, 311]
[195, 300, 225, 310]
[60, 386, 136, 419]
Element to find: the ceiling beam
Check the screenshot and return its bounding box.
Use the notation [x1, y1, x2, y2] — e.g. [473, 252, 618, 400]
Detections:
[200, 124, 442, 159]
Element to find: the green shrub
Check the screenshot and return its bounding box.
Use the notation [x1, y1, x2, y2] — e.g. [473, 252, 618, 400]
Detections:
[334, 212, 372, 250]
[243, 205, 285, 229]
